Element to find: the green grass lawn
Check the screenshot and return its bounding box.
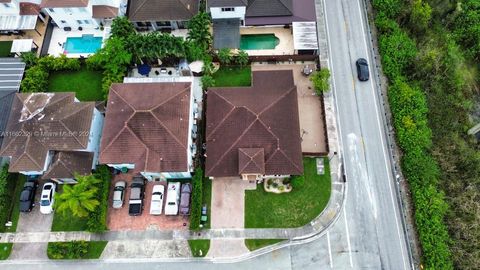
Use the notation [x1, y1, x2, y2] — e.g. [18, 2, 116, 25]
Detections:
[245, 239, 285, 251]
[245, 157, 331, 228]
[47, 241, 107, 259]
[0, 243, 12, 260]
[48, 67, 103, 101]
[201, 177, 212, 229]
[212, 66, 251, 87]
[188, 240, 210, 257]
[0, 41, 12, 57]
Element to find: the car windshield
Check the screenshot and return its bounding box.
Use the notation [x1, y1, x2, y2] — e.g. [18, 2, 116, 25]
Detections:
[40, 199, 50, 206]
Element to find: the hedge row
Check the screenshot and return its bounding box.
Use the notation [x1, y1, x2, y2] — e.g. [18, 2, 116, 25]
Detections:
[189, 168, 203, 230]
[0, 165, 16, 233]
[86, 165, 111, 232]
[372, 1, 454, 269]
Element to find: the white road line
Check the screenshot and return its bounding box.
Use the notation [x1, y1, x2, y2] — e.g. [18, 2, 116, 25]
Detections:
[354, 0, 408, 269]
[343, 205, 354, 268]
[327, 231, 333, 268]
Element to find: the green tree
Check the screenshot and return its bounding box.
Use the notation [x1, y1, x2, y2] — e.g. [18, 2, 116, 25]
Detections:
[236, 50, 249, 66]
[218, 48, 232, 65]
[372, 0, 403, 18]
[410, 0, 432, 32]
[55, 174, 101, 218]
[201, 75, 215, 90]
[21, 66, 48, 92]
[20, 52, 37, 68]
[310, 69, 330, 94]
[187, 12, 212, 51]
[110, 16, 136, 40]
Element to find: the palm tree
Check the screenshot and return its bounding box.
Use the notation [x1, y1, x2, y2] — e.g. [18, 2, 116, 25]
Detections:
[55, 174, 101, 218]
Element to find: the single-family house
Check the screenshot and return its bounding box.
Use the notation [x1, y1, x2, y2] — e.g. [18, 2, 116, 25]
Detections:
[205, 70, 303, 180]
[127, 0, 198, 31]
[99, 82, 196, 181]
[40, 0, 125, 30]
[209, 0, 318, 54]
[0, 0, 47, 31]
[0, 92, 104, 183]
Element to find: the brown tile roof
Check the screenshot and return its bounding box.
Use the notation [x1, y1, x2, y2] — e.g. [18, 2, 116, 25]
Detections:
[92, 5, 119, 18]
[100, 82, 192, 173]
[238, 148, 265, 174]
[20, 3, 41, 16]
[0, 93, 94, 173]
[205, 70, 303, 177]
[41, 0, 89, 8]
[128, 0, 198, 21]
[42, 151, 93, 180]
[0, 0, 12, 3]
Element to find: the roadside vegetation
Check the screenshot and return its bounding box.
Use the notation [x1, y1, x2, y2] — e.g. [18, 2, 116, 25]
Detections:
[310, 68, 331, 94]
[372, 0, 480, 269]
[47, 241, 107, 259]
[188, 240, 210, 257]
[245, 158, 331, 228]
[189, 168, 212, 230]
[244, 239, 285, 251]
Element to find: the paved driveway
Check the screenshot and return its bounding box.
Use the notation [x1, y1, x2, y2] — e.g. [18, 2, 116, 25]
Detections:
[9, 181, 54, 260]
[208, 177, 255, 258]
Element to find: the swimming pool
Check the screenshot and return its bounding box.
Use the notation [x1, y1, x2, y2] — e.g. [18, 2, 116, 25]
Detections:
[64, 35, 102, 54]
[240, 34, 280, 50]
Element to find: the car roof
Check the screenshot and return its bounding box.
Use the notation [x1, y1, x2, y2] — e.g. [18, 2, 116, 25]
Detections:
[152, 185, 165, 192]
[20, 190, 31, 200]
[115, 181, 126, 188]
[113, 190, 123, 201]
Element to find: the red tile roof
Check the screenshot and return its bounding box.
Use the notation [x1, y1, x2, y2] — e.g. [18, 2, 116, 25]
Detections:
[128, 0, 198, 21]
[42, 151, 93, 180]
[92, 5, 118, 18]
[41, 0, 89, 8]
[205, 70, 303, 177]
[20, 3, 41, 16]
[100, 82, 192, 173]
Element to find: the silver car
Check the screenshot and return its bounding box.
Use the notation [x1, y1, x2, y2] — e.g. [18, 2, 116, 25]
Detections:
[112, 181, 126, 209]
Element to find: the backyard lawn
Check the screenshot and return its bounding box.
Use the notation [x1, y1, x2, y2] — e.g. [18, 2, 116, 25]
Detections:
[245, 157, 331, 228]
[212, 66, 251, 87]
[188, 240, 210, 257]
[0, 41, 12, 57]
[245, 239, 285, 251]
[48, 67, 103, 101]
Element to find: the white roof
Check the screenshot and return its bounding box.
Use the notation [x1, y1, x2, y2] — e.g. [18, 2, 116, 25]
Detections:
[292, 21, 319, 50]
[11, 39, 33, 53]
[0, 15, 37, 31]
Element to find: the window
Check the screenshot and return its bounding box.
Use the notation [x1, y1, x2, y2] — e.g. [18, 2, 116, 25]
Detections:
[76, 20, 83, 25]
[60, 20, 66, 24]
[48, 8, 54, 12]
[83, 20, 90, 24]
[156, 21, 171, 27]
[221, 7, 235, 12]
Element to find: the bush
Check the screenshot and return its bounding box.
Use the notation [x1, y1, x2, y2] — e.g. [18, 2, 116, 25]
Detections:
[21, 66, 48, 92]
[189, 168, 203, 230]
[47, 241, 88, 259]
[290, 175, 305, 189]
[187, 12, 212, 51]
[86, 166, 111, 232]
[0, 165, 16, 233]
[218, 48, 232, 65]
[110, 16, 135, 40]
[236, 50, 249, 66]
[20, 52, 37, 68]
[310, 69, 330, 94]
[201, 75, 215, 90]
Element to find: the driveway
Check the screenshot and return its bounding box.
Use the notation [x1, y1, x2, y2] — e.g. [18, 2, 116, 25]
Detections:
[9, 180, 54, 260]
[252, 63, 328, 155]
[208, 177, 255, 258]
[107, 173, 188, 231]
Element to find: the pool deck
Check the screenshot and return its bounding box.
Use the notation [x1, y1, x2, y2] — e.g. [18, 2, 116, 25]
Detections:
[240, 27, 294, 56]
[48, 27, 109, 58]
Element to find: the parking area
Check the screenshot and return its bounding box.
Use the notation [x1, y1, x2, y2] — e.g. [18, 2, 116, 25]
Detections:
[107, 172, 189, 231]
[252, 63, 328, 155]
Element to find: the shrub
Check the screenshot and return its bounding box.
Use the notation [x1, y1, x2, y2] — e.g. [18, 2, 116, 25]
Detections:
[189, 168, 203, 230]
[86, 166, 111, 232]
[378, 27, 417, 79]
[110, 16, 135, 40]
[0, 165, 16, 233]
[310, 69, 330, 94]
[47, 241, 88, 259]
[372, 0, 403, 18]
[201, 75, 215, 90]
[290, 175, 305, 189]
[187, 12, 212, 51]
[236, 50, 249, 66]
[20, 52, 37, 68]
[218, 48, 232, 65]
[21, 66, 48, 92]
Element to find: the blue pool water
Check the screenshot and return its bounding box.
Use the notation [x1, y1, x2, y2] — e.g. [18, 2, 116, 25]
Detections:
[64, 35, 102, 54]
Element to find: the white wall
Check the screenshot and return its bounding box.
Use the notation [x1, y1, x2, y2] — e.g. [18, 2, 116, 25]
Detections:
[107, 163, 135, 170]
[85, 108, 104, 169]
[45, 5, 99, 29]
[0, 0, 20, 16]
[210, 6, 245, 20]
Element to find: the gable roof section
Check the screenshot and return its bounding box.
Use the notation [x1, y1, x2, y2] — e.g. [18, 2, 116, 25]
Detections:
[42, 151, 93, 180]
[128, 0, 198, 21]
[205, 70, 303, 177]
[100, 82, 192, 173]
[41, 0, 89, 8]
[0, 93, 94, 172]
[246, 0, 292, 17]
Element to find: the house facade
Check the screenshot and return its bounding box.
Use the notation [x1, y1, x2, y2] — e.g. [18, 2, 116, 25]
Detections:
[0, 92, 104, 183]
[205, 70, 303, 180]
[40, 0, 125, 30]
[127, 0, 198, 31]
[0, 0, 47, 31]
[99, 82, 196, 181]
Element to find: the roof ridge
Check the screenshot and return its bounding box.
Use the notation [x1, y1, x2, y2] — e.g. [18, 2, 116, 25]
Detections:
[279, 149, 303, 173]
[258, 84, 295, 115]
[59, 120, 86, 148]
[131, 0, 149, 19]
[178, 0, 195, 16]
[151, 85, 190, 111]
[205, 92, 235, 140]
[149, 110, 187, 150]
[110, 86, 138, 113]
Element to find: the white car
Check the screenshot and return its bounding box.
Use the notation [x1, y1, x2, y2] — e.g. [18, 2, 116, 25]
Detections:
[40, 182, 56, 214]
[112, 181, 126, 209]
[150, 185, 165, 215]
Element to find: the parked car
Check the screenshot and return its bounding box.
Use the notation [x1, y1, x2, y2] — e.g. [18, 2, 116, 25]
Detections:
[128, 176, 145, 216]
[112, 181, 126, 209]
[165, 182, 181, 215]
[356, 58, 369, 81]
[150, 185, 165, 215]
[179, 183, 192, 215]
[19, 180, 38, 212]
[39, 182, 56, 214]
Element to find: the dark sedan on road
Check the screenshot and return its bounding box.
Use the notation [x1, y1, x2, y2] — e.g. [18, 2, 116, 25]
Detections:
[356, 58, 369, 81]
[19, 181, 37, 212]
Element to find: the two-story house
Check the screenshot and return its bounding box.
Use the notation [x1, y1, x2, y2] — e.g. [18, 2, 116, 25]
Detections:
[0, 0, 47, 31]
[99, 81, 196, 181]
[0, 92, 104, 183]
[40, 0, 125, 30]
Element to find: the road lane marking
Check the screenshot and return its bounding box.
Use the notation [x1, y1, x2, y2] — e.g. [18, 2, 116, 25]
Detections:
[327, 232, 333, 268]
[354, 0, 409, 269]
[343, 205, 354, 268]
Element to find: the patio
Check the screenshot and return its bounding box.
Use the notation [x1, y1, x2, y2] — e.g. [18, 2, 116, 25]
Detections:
[0, 17, 48, 56]
[47, 27, 108, 58]
[239, 27, 294, 56]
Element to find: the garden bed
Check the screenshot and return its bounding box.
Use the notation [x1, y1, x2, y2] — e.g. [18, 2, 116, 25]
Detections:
[47, 241, 107, 259]
[245, 158, 331, 228]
